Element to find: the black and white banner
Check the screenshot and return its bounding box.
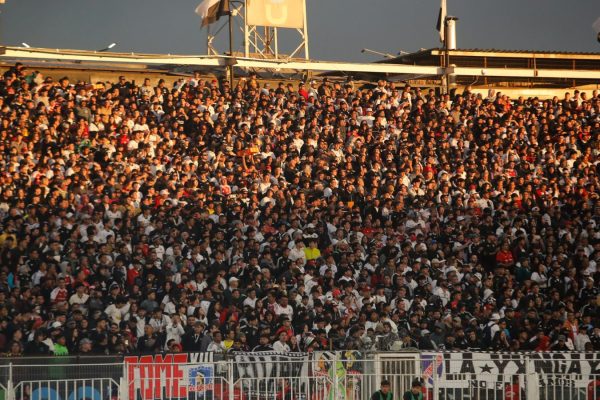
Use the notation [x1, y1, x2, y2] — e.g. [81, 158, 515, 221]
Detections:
[232, 352, 310, 398]
[422, 352, 600, 389]
[232, 351, 310, 380]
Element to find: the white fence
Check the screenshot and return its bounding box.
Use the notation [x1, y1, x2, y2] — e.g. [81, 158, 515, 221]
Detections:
[1, 352, 599, 400]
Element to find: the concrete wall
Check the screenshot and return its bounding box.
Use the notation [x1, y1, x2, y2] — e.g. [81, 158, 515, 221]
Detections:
[461, 84, 600, 100]
[0, 63, 212, 86]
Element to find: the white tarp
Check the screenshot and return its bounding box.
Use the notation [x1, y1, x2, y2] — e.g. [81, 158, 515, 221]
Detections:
[246, 0, 305, 29]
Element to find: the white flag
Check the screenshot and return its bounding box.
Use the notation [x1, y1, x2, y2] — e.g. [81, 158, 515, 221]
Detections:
[195, 0, 221, 27]
[436, 0, 447, 43]
[593, 17, 600, 34]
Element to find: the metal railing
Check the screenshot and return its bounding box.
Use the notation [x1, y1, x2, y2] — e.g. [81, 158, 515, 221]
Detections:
[13, 378, 119, 400]
[0, 352, 598, 400]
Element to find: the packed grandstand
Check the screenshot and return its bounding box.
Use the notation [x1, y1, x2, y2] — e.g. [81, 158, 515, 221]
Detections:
[0, 62, 598, 357]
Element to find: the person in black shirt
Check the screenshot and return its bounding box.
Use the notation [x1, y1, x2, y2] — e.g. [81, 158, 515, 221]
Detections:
[137, 325, 161, 354]
[181, 322, 212, 352]
[252, 334, 274, 351]
[112, 76, 132, 98]
[580, 276, 599, 303]
[24, 330, 50, 355]
[549, 334, 570, 351]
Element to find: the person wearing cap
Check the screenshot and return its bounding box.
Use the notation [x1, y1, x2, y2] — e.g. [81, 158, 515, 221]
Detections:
[78, 338, 93, 354]
[482, 313, 501, 349]
[371, 379, 393, 400]
[418, 329, 436, 350]
[550, 333, 571, 351]
[580, 275, 599, 303]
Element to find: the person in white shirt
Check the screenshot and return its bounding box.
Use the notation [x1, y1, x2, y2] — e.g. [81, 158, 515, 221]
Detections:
[148, 309, 170, 334]
[206, 331, 226, 353]
[432, 279, 451, 307]
[69, 284, 89, 314]
[273, 332, 290, 353]
[574, 329, 591, 351]
[273, 296, 294, 319]
[104, 297, 130, 324]
[164, 315, 186, 350]
[289, 241, 306, 265]
[243, 288, 258, 309]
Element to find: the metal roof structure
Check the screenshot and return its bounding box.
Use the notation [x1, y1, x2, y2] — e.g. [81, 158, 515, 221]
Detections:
[392, 48, 600, 60]
[0, 46, 439, 76]
[1, 45, 599, 87]
[386, 48, 600, 87]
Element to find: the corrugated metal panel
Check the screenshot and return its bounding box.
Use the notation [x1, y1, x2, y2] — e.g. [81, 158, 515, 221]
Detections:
[449, 48, 600, 56]
[432, 48, 600, 59]
[380, 48, 600, 64]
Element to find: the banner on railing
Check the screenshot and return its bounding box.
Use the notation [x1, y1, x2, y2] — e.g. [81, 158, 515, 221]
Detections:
[313, 351, 363, 400]
[421, 351, 600, 389]
[124, 352, 219, 400]
[3, 351, 600, 400]
[232, 351, 308, 380]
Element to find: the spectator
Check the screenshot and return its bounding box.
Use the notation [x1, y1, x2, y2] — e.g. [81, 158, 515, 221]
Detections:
[371, 380, 393, 400]
[206, 331, 226, 353]
[273, 332, 290, 352]
[252, 334, 274, 351]
[0, 63, 597, 355]
[53, 334, 69, 356]
[402, 380, 423, 400]
[165, 315, 185, 350]
[550, 334, 572, 351]
[181, 322, 211, 352]
[137, 325, 161, 354]
[78, 338, 93, 354]
[24, 330, 50, 355]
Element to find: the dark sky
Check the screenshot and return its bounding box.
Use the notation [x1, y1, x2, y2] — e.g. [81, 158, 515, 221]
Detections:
[1, 0, 599, 62]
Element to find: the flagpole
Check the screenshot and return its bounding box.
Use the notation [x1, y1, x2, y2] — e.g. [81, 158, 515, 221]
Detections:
[228, 9, 234, 88]
[444, 17, 449, 94]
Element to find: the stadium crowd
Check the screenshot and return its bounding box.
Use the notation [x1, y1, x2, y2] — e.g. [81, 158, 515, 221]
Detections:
[0, 62, 599, 357]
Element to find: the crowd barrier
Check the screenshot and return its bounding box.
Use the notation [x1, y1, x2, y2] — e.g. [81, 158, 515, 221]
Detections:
[0, 351, 599, 400]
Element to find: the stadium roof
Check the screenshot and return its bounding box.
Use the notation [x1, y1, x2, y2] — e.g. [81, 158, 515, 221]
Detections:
[2, 46, 600, 87]
[382, 48, 600, 87]
[397, 48, 600, 60]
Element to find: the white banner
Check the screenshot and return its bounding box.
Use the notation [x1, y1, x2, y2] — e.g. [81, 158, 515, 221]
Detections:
[246, 0, 305, 29]
[422, 352, 600, 389]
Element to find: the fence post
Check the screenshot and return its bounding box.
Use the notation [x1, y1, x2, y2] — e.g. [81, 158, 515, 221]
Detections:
[431, 355, 438, 400]
[525, 353, 539, 400]
[6, 362, 13, 400]
[228, 357, 235, 400]
[120, 360, 129, 400]
[333, 351, 339, 400]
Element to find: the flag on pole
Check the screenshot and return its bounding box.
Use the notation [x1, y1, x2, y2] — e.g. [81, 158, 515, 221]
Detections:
[593, 17, 600, 34]
[436, 0, 447, 43]
[195, 0, 230, 27]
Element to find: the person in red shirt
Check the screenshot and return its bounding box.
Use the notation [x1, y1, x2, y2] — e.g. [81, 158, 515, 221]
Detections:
[127, 262, 142, 286]
[298, 82, 309, 100]
[50, 278, 69, 304]
[496, 242, 515, 269]
[505, 376, 521, 400]
[275, 316, 294, 339]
